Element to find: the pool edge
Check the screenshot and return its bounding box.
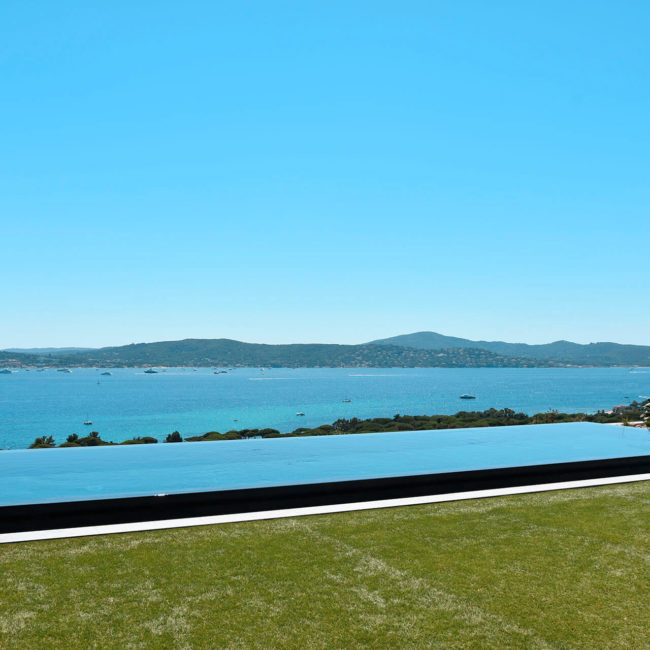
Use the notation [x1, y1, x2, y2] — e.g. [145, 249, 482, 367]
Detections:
[1, 454, 649, 537]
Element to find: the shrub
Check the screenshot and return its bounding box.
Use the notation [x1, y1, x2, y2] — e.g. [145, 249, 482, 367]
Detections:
[77, 433, 111, 446]
[121, 436, 158, 445]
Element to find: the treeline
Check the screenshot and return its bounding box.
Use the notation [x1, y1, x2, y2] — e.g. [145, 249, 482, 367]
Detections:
[29, 430, 182, 449]
[25, 402, 649, 449]
[184, 406, 645, 441]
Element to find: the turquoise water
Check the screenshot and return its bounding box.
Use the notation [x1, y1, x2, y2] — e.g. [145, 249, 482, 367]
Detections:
[0, 367, 648, 450]
[1, 422, 648, 506]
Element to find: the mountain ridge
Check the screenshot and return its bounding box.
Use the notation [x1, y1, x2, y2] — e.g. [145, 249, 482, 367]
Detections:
[2, 347, 96, 355]
[2, 333, 649, 368]
[368, 331, 650, 366]
[1, 338, 556, 368]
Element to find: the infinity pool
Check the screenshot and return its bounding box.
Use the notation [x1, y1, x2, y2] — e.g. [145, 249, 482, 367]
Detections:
[1, 423, 648, 507]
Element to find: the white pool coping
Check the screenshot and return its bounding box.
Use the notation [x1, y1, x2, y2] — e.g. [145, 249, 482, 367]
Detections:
[2, 473, 648, 545]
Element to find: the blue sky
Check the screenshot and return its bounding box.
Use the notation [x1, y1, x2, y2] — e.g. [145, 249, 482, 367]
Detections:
[1, 1, 648, 347]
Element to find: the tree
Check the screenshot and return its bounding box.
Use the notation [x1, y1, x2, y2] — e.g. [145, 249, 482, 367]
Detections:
[67, 434, 79, 443]
[29, 435, 55, 449]
[164, 431, 183, 443]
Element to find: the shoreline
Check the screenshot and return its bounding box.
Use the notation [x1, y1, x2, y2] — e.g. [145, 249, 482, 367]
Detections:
[17, 401, 649, 451]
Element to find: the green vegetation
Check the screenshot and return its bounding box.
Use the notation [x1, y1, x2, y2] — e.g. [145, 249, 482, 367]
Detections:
[23, 401, 650, 449]
[0, 350, 50, 367]
[185, 428, 279, 442]
[164, 431, 183, 443]
[1, 482, 648, 648]
[27, 435, 55, 449]
[121, 436, 158, 445]
[55, 431, 112, 448]
[169, 402, 650, 443]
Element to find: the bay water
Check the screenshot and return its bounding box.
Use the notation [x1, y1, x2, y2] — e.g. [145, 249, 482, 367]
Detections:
[1, 367, 648, 450]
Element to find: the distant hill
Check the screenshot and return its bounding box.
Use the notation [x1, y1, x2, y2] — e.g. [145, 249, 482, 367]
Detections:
[0, 350, 47, 366]
[369, 332, 650, 366]
[3, 334, 648, 368]
[0, 339, 556, 369]
[2, 347, 95, 355]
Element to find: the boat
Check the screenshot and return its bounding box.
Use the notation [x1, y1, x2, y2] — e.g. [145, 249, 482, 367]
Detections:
[57, 368, 72, 373]
[0, 368, 13, 374]
[84, 420, 93, 426]
[459, 394, 476, 399]
[100, 371, 112, 376]
[144, 369, 158, 374]
[342, 398, 351, 403]
[296, 412, 305, 416]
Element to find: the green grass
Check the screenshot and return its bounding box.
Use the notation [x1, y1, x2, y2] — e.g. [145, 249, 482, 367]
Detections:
[1, 482, 649, 648]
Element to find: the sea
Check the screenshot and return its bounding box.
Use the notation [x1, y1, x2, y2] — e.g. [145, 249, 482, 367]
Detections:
[0, 367, 648, 450]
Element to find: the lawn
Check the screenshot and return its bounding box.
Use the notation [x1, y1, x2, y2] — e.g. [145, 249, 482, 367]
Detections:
[1, 481, 649, 648]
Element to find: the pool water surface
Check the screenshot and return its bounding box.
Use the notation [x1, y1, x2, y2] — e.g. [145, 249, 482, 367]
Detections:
[1, 422, 648, 507]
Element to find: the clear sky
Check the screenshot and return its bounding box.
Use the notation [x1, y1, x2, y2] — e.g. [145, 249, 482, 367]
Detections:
[1, 1, 648, 348]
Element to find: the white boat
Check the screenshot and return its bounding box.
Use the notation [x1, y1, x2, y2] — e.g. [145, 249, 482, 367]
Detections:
[57, 368, 72, 373]
[100, 371, 112, 376]
[144, 369, 158, 374]
[0, 368, 13, 374]
[342, 398, 351, 403]
[84, 420, 93, 426]
[296, 412, 305, 416]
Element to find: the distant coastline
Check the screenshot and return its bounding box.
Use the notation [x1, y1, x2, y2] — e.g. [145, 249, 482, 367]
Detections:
[3, 332, 650, 368]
